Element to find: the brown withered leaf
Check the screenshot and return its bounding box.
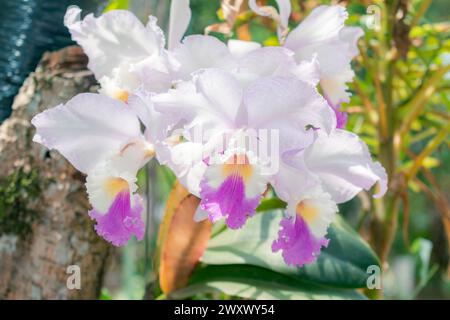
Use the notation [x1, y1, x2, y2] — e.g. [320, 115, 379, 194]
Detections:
[157, 181, 212, 294]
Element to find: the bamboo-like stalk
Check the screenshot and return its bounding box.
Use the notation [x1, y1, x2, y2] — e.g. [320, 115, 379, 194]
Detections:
[409, 0, 432, 30]
[399, 65, 450, 137]
[405, 125, 449, 181]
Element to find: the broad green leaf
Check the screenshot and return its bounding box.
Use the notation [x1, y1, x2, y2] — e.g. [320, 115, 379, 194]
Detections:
[256, 197, 286, 212]
[104, 0, 129, 12]
[201, 211, 380, 288]
[172, 265, 365, 300]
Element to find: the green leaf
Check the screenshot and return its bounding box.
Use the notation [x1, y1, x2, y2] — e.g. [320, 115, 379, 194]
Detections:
[201, 211, 380, 288]
[256, 197, 287, 212]
[172, 264, 365, 300]
[104, 0, 129, 12]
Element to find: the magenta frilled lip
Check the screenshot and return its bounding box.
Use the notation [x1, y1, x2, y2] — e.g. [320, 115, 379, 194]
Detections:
[272, 215, 329, 267]
[89, 190, 145, 246]
[199, 173, 261, 230]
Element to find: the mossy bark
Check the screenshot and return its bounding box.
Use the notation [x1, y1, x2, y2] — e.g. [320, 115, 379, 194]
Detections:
[0, 46, 113, 299]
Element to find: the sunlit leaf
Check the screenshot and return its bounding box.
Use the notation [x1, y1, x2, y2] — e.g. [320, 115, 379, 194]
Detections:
[173, 264, 366, 300]
[256, 197, 286, 212]
[104, 0, 129, 12]
[202, 211, 380, 288]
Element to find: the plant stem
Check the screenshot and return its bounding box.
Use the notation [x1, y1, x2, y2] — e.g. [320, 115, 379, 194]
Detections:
[409, 0, 432, 30]
[406, 125, 449, 181]
[374, 0, 400, 272]
[399, 65, 450, 137]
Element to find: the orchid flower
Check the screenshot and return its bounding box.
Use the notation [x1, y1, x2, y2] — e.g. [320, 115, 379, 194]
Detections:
[30, 1, 389, 268]
[270, 129, 387, 266]
[151, 68, 335, 229]
[30, 3, 194, 246]
[250, 3, 364, 128]
[165, 1, 316, 84]
[284, 6, 363, 106]
[63, 2, 193, 101]
[31, 94, 154, 245]
[171, 32, 320, 89]
[272, 186, 337, 266]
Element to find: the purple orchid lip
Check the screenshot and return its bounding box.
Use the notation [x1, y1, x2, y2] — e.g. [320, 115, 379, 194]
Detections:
[272, 213, 329, 267]
[200, 174, 261, 229]
[89, 190, 145, 246]
[199, 154, 263, 229]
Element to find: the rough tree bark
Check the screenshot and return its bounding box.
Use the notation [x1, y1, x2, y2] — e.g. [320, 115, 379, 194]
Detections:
[0, 46, 113, 299]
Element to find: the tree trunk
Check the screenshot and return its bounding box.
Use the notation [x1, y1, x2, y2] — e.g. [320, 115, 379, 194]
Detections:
[0, 46, 113, 299]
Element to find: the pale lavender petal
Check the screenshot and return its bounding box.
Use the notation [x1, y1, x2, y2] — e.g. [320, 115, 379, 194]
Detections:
[272, 216, 329, 266]
[31, 93, 142, 174]
[173, 35, 235, 80]
[244, 76, 335, 153]
[64, 6, 164, 80]
[89, 191, 145, 246]
[303, 129, 388, 203]
[168, 0, 191, 50]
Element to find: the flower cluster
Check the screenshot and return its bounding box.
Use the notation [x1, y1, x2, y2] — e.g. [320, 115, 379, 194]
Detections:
[31, 1, 387, 266]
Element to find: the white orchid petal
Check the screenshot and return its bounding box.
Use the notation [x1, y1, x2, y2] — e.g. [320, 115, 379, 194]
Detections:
[285, 5, 348, 50]
[289, 188, 337, 238]
[173, 35, 235, 80]
[303, 129, 388, 203]
[86, 141, 150, 213]
[243, 76, 336, 152]
[32, 93, 142, 173]
[168, 0, 192, 50]
[64, 6, 165, 81]
[227, 39, 261, 58]
[320, 66, 354, 104]
[340, 26, 364, 59]
[276, 0, 292, 29]
[153, 69, 243, 134]
[236, 46, 295, 80]
[271, 159, 320, 203]
[284, 5, 362, 105]
[276, 54, 321, 86]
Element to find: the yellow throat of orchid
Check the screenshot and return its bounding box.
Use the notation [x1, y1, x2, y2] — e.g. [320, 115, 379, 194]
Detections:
[296, 202, 318, 224]
[222, 154, 254, 182]
[104, 177, 129, 197]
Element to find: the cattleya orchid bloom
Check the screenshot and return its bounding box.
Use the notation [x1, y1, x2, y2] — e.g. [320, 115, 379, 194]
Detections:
[64, 0, 192, 101]
[270, 129, 387, 266]
[151, 68, 335, 229]
[250, 3, 363, 128]
[32, 94, 154, 245]
[30, 3, 193, 246]
[31, 1, 388, 268]
[272, 187, 336, 266]
[64, 6, 172, 100]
